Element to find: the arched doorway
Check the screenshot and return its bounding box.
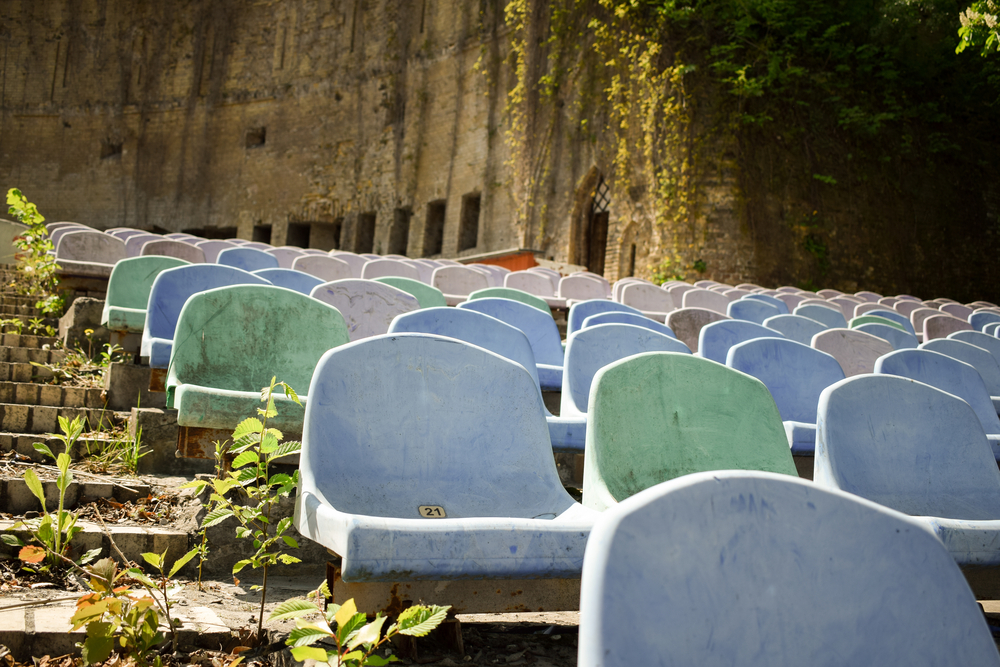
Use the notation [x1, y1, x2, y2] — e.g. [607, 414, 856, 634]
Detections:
[569, 167, 611, 274]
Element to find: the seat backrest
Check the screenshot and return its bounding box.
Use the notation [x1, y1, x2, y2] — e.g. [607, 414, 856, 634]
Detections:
[698, 320, 784, 364]
[432, 265, 490, 297]
[775, 292, 808, 311]
[857, 308, 915, 334]
[300, 334, 574, 519]
[388, 307, 541, 389]
[567, 299, 643, 335]
[291, 254, 354, 282]
[361, 258, 421, 282]
[853, 302, 884, 318]
[504, 270, 558, 298]
[816, 289, 843, 298]
[56, 230, 127, 264]
[950, 330, 1000, 367]
[894, 300, 923, 318]
[216, 246, 280, 272]
[458, 297, 564, 366]
[583, 353, 795, 511]
[827, 295, 863, 321]
[940, 302, 974, 320]
[681, 287, 729, 314]
[581, 311, 676, 338]
[971, 311, 1000, 332]
[620, 283, 674, 314]
[166, 284, 350, 402]
[854, 290, 882, 302]
[665, 307, 729, 353]
[815, 374, 1000, 519]
[194, 240, 236, 263]
[909, 306, 940, 333]
[311, 279, 419, 341]
[142, 264, 272, 354]
[558, 274, 607, 301]
[124, 233, 162, 258]
[875, 348, 1000, 435]
[141, 239, 206, 263]
[853, 322, 918, 350]
[743, 293, 789, 314]
[266, 246, 305, 269]
[562, 324, 690, 415]
[50, 224, 93, 248]
[812, 329, 893, 376]
[727, 337, 845, 424]
[252, 268, 323, 295]
[794, 303, 848, 329]
[924, 313, 973, 341]
[921, 338, 1000, 394]
[727, 299, 781, 325]
[467, 286, 550, 313]
[329, 251, 368, 278]
[578, 470, 999, 667]
[103, 256, 190, 317]
[849, 314, 904, 331]
[373, 276, 447, 308]
[763, 313, 828, 345]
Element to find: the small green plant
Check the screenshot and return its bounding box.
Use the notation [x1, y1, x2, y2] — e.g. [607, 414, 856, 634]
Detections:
[71, 544, 197, 666]
[82, 424, 148, 476]
[269, 581, 450, 666]
[1, 317, 24, 335]
[182, 377, 304, 637]
[6, 188, 63, 316]
[32, 340, 125, 388]
[2, 416, 100, 573]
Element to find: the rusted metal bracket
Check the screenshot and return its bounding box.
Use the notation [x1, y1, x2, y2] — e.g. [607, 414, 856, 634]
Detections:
[325, 562, 580, 616]
[148, 368, 167, 393]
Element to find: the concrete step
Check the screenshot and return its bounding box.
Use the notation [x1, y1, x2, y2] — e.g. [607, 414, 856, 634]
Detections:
[0, 431, 128, 462]
[0, 361, 57, 383]
[0, 303, 45, 317]
[0, 333, 59, 349]
[0, 602, 228, 662]
[0, 381, 106, 409]
[0, 345, 66, 365]
[0, 474, 152, 514]
[0, 294, 39, 308]
[0, 403, 128, 435]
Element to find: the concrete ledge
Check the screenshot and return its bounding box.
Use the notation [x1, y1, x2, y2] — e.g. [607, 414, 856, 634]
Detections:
[0, 602, 228, 661]
[133, 408, 213, 476]
[104, 362, 166, 411]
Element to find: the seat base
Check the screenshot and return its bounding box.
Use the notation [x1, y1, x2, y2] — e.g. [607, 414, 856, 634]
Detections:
[327, 561, 581, 615]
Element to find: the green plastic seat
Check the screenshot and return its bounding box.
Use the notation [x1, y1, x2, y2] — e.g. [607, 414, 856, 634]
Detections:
[582, 352, 797, 511]
[849, 314, 905, 331]
[165, 284, 350, 433]
[467, 287, 551, 313]
[373, 276, 446, 308]
[101, 256, 190, 333]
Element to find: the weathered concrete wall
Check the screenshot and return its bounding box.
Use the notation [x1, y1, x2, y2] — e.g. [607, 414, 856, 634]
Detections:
[0, 1, 544, 258]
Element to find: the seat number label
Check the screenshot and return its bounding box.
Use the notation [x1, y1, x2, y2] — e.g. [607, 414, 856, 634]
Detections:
[419, 505, 446, 518]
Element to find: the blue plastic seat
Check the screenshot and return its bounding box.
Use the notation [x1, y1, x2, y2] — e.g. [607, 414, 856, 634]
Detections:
[794, 303, 848, 329]
[921, 338, 1000, 398]
[578, 470, 1000, 667]
[567, 300, 643, 336]
[295, 333, 597, 583]
[216, 246, 280, 272]
[861, 308, 916, 335]
[560, 324, 690, 450]
[854, 322, 919, 350]
[762, 313, 828, 345]
[251, 268, 324, 295]
[457, 297, 565, 390]
[950, 330, 1000, 369]
[742, 292, 790, 314]
[727, 298, 781, 324]
[814, 374, 1000, 566]
[727, 337, 845, 455]
[971, 311, 1000, 332]
[875, 348, 1000, 458]
[166, 284, 350, 433]
[580, 311, 676, 338]
[141, 264, 272, 368]
[388, 307, 582, 452]
[698, 320, 784, 364]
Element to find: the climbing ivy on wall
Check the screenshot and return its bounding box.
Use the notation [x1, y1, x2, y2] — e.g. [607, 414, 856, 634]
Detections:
[503, 0, 1000, 292]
